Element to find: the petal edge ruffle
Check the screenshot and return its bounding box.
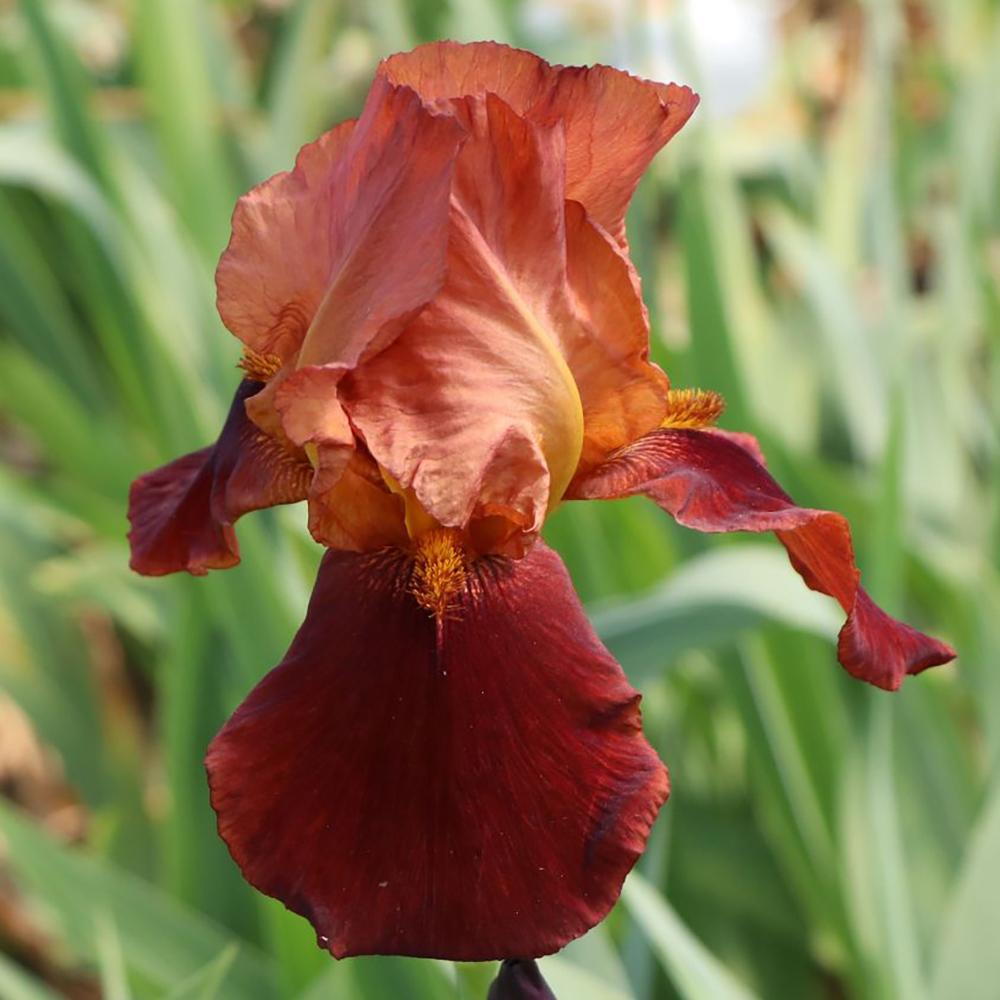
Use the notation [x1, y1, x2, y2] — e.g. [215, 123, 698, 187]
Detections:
[379, 40, 698, 243]
[568, 428, 955, 690]
[127, 380, 311, 576]
[206, 541, 667, 959]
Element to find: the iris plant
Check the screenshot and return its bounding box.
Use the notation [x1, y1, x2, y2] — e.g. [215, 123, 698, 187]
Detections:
[128, 40, 954, 982]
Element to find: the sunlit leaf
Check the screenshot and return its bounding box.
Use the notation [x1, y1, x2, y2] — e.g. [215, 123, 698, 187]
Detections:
[622, 873, 759, 1000]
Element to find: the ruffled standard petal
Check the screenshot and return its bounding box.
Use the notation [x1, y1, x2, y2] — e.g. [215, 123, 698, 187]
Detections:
[563, 201, 669, 472]
[568, 428, 956, 690]
[253, 363, 406, 551]
[305, 449, 409, 552]
[294, 76, 466, 371]
[344, 93, 668, 547]
[216, 123, 356, 362]
[216, 76, 464, 368]
[379, 40, 698, 243]
[127, 380, 311, 576]
[342, 94, 586, 542]
[206, 541, 667, 960]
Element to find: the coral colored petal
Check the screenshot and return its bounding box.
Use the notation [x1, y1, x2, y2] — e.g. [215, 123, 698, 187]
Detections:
[380, 40, 698, 242]
[127, 381, 310, 576]
[534, 72, 697, 247]
[306, 451, 408, 552]
[270, 364, 409, 550]
[345, 94, 668, 541]
[216, 122, 356, 361]
[295, 77, 466, 370]
[273, 364, 355, 496]
[216, 76, 464, 371]
[568, 428, 956, 690]
[563, 201, 669, 471]
[206, 541, 667, 960]
[344, 94, 585, 538]
[380, 42, 554, 115]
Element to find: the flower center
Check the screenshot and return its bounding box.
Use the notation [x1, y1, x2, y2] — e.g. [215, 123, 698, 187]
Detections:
[660, 388, 726, 429]
[410, 528, 467, 618]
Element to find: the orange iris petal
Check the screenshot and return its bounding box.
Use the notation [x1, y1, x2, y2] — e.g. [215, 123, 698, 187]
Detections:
[212, 43, 696, 547]
[216, 124, 355, 363]
[379, 40, 698, 244]
[343, 95, 585, 543]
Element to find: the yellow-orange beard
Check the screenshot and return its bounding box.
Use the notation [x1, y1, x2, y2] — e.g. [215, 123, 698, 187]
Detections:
[410, 528, 468, 618]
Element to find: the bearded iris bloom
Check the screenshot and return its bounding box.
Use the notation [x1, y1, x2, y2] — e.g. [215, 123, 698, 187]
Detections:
[128, 41, 955, 965]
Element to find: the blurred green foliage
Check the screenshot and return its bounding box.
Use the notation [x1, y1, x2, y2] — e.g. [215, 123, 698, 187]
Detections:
[0, 0, 996, 998]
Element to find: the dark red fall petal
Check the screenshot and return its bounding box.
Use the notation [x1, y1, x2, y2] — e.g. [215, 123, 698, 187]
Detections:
[568, 428, 956, 690]
[127, 380, 311, 576]
[206, 541, 667, 960]
[489, 960, 557, 1000]
[707, 427, 768, 466]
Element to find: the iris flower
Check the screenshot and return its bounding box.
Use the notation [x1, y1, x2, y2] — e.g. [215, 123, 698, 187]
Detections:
[128, 41, 955, 969]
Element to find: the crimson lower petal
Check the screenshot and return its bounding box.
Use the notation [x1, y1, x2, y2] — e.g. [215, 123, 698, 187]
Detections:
[568, 427, 955, 690]
[205, 541, 667, 960]
[127, 379, 311, 576]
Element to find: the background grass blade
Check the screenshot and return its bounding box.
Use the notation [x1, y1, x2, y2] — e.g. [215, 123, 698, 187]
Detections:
[622, 873, 759, 1000]
[0, 955, 63, 1000]
[930, 781, 1000, 1000]
[0, 802, 278, 999]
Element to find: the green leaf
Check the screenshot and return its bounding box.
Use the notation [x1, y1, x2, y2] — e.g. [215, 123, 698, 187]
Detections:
[131, 0, 238, 256]
[538, 956, 636, 1000]
[17, 0, 112, 188]
[863, 700, 927, 1000]
[262, 0, 342, 175]
[94, 909, 132, 1000]
[758, 202, 887, 462]
[0, 801, 278, 999]
[931, 781, 1000, 1000]
[298, 957, 458, 1000]
[0, 953, 63, 1000]
[164, 946, 240, 1000]
[622, 873, 759, 1000]
[593, 544, 840, 680]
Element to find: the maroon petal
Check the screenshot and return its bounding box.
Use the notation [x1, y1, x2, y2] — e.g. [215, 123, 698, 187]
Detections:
[568, 428, 956, 690]
[206, 541, 667, 960]
[128, 380, 311, 576]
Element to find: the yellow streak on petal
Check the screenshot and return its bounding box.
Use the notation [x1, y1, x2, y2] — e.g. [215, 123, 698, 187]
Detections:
[660, 388, 726, 430]
[451, 206, 585, 510]
[410, 528, 467, 618]
[380, 467, 441, 539]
